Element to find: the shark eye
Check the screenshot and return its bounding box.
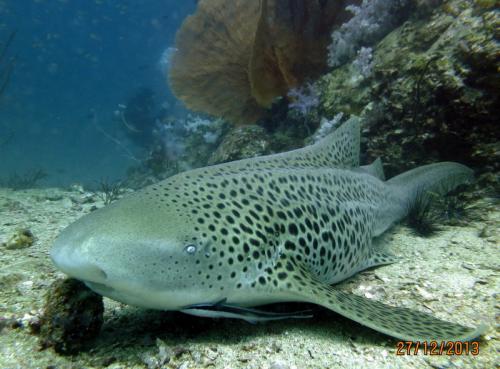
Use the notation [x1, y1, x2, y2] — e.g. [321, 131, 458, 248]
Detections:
[184, 244, 197, 255]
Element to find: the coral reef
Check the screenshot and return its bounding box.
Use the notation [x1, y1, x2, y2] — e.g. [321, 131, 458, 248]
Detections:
[168, 0, 358, 124]
[207, 119, 315, 166]
[151, 115, 227, 169]
[125, 115, 228, 188]
[327, 0, 412, 67]
[208, 125, 272, 165]
[317, 0, 499, 184]
[38, 278, 104, 355]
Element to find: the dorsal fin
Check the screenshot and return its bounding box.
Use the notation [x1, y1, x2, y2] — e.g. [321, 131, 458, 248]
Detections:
[356, 157, 385, 180]
[296, 116, 361, 169]
[195, 117, 361, 176]
[253, 116, 360, 169]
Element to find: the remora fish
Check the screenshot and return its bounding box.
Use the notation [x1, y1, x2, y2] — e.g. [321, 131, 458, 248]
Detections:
[51, 118, 485, 341]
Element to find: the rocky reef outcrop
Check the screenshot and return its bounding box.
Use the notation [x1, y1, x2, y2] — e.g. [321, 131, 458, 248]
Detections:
[317, 0, 498, 185]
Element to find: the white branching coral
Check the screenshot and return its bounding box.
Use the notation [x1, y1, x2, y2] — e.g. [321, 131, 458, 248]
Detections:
[312, 113, 344, 143]
[154, 114, 225, 162]
[288, 83, 320, 115]
[328, 0, 410, 68]
[352, 46, 374, 78]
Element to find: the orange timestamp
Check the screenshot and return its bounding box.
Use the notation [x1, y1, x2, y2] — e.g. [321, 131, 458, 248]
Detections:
[396, 341, 479, 356]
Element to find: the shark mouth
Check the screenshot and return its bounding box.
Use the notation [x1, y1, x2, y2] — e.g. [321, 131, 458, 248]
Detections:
[181, 299, 313, 323]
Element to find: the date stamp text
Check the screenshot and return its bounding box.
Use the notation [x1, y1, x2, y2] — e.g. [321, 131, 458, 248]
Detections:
[396, 341, 479, 356]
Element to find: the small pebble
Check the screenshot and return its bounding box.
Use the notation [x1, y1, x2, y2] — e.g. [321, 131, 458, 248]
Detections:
[1, 228, 34, 249]
[270, 360, 290, 369]
[69, 184, 85, 193]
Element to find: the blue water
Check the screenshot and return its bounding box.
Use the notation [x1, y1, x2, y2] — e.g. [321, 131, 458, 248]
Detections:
[0, 0, 196, 187]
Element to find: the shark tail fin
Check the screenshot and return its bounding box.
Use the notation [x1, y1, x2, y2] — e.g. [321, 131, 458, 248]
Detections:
[387, 162, 474, 216]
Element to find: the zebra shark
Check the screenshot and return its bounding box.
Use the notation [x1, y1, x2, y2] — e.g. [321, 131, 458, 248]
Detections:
[51, 117, 485, 341]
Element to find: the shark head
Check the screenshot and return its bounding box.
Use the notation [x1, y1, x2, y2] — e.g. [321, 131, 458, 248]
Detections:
[51, 189, 223, 310]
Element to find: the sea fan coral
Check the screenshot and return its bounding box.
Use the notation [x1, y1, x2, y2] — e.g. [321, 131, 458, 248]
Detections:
[250, 0, 357, 108]
[168, 0, 263, 125]
[169, 0, 358, 124]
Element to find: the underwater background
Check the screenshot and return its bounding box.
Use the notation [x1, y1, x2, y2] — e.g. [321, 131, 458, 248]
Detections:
[0, 1, 498, 369]
[0, 0, 195, 187]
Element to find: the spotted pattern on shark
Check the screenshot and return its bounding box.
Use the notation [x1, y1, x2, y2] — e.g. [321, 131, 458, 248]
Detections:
[51, 117, 485, 342]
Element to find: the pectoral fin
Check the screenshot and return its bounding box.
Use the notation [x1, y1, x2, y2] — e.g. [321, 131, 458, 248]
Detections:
[315, 287, 485, 341]
[283, 263, 486, 341]
[361, 250, 400, 270]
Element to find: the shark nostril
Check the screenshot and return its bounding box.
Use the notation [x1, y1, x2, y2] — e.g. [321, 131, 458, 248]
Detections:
[67, 263, 108, 285]
[95, 266, 108, 281]
[80, 263, 108, 283]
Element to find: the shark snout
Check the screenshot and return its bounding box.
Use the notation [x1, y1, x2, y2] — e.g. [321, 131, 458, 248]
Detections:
[51, 231, 108, 285]
[51, 246, 108, 284]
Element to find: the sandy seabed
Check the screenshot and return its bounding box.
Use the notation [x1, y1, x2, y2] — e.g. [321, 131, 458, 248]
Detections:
[0, 187, 498, 369]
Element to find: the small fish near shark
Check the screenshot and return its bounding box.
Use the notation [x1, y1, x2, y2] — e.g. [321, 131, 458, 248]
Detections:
[51, 117, 486, 341]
